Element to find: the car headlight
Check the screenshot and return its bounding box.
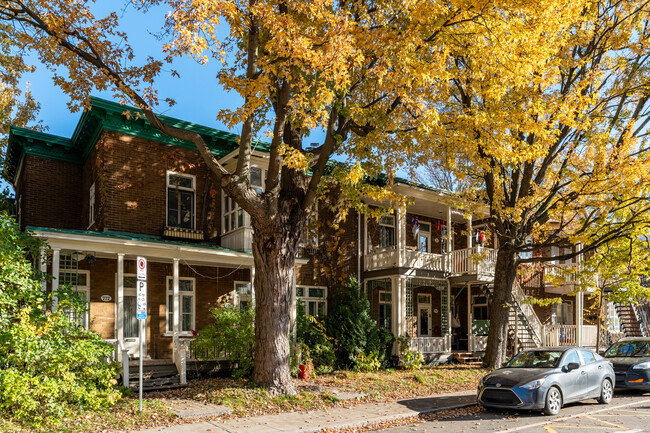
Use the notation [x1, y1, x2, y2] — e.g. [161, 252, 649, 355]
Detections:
[521, 378, 546, 390]
[632, 362, 650, 370]
[479, 376, 488, 386]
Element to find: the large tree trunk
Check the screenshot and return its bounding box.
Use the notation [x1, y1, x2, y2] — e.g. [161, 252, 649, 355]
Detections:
[251, 220, 299, 396]
[485, 248, 519, 368]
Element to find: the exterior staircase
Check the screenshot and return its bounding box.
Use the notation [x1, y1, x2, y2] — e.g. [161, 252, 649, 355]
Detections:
[452, 352, 483, 367]
[616, 304, 644, 337]
[507, 282, 544, 354]
[127, 359, 187, 392]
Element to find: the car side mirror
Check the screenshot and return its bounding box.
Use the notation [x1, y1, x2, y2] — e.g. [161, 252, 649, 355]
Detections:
[566, 362, 580, 371]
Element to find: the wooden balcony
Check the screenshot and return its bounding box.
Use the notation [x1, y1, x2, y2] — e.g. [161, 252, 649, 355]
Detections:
[364, 245, 496, 277]
[544, 263, 579, 294]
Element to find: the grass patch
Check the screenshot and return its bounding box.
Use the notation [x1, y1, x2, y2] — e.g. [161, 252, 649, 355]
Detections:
[2, 365, 489, 432]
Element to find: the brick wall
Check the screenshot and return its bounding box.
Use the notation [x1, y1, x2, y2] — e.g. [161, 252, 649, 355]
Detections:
[97, 131, 221, 237]
[19, 155, 82, 230]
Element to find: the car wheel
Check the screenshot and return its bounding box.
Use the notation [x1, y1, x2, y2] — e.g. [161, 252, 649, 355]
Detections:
[598, 379, 613, 404]
[544, 386, 562, 415]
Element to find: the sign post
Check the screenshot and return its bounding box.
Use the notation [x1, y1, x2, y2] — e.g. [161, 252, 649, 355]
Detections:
[136, 257, 147, 411]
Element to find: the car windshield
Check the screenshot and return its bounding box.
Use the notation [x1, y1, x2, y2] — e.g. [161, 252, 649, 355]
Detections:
[605, 341, 650, 357]
[505, 350, 563, 368]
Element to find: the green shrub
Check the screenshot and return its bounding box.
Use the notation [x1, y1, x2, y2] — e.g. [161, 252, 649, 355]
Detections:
[0, 211, 120, 426]
[325, 277, 394, 368]
[296, 302, 336, 374]
[354, 351, 381, 372]
[191, 301, 255, 378]
[397, 336, 423, 370]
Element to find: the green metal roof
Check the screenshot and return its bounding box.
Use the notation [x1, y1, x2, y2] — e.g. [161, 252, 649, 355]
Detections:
[26, 226, 252, 254]
[3, 96, 270, 182]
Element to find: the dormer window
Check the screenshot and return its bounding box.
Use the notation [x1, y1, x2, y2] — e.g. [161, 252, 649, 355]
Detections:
[167, 172, 195, 230]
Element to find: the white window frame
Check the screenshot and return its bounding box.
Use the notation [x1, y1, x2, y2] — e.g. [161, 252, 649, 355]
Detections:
[222, 167, 267, 234]
[378, 290, 392, 330]
[166, 171, 196, 230]
[519, 236, 533, 260]
[472, 294, 488, 321]
[607, 302, 621, 332]
[165, 276, 196, 335]
[379, 214, 396, 249]
[296, 285, 327, 317]
[418, 221, 431, 253]
[60, 269, 90, 329]
[88, 182, 95, 228]
[234, 281, 252, 309]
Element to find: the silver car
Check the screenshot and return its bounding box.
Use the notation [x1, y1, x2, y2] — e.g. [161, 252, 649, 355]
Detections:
[478, 347, 615, 415]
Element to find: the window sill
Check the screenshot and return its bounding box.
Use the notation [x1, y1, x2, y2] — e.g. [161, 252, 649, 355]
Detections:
[162, 332, 195, 338]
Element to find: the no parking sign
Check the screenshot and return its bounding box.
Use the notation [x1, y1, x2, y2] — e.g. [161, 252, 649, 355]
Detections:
[136, 257, 147, 320]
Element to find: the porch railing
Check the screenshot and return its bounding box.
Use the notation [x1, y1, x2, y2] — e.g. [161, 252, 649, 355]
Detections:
[544, 325, 577, 346]
[409, 336, 451, 354]
[544, 263, 579, 286]
[404, 249, 445, 272]
[469, 334, 488, 352]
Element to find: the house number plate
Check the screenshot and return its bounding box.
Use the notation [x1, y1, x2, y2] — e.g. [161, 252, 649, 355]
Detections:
[101, 295, 112, 302]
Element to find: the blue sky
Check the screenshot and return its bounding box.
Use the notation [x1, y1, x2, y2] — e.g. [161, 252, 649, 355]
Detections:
[23, 5, 243, 139]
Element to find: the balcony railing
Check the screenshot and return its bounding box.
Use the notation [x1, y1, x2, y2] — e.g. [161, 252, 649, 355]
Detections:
[544, 263, 579, 286]
[365, 245, 496, 277]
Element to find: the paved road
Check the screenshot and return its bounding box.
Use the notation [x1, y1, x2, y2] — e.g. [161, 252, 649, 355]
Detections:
[374, 391, 650, 433]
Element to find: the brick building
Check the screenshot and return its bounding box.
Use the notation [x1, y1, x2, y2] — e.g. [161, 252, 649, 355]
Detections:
[3, 97, 601, 370]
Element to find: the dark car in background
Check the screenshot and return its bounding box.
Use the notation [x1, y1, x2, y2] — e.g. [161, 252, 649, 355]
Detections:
[604, 338, 650, 390]
[478, 347, 615, 415]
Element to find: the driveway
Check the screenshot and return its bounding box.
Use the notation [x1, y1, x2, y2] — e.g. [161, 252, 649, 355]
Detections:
[373, 391, 650, 433]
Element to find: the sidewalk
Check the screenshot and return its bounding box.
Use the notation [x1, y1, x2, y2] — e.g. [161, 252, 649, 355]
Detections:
[132, 390, 477, 433]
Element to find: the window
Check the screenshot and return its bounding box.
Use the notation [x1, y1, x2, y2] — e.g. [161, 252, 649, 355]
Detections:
[59, 270, 90, 329]
[551, 246, 572, 265]
[223, 167, 266, 234]
[235, 281, 252, 309]
[551, 301, 573, 325]
[297, 286, 327, 317]
[167, 172, 196, 229]
[472, 295, 488, 320]
[519, 236, 532, 260]
[166, 277, 195, 334]
[379, 215, 395, 249]
[88, 182, 95, 228]
[562, 350, 581, 367]
[300, 209, 319, 247]
[580, 350, 596, 364]
[378, 290, 392, 330]
[418, 222, 430, 253]
[607, 302, 621, 332]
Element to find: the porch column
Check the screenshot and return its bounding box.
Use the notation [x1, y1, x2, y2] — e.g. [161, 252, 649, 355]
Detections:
[250, 265, 256, 308]
[400, 277, 407, 337]
[390, 276, 400, 338]
[467, 283, 472, 351]
[396, 208, 406, 267]
[173, 258, 180, 338]
[467, 215, 473, 248]
[117, 253, 125, 352]
[38, 246, 47, 292]
[446, 206, 453, 252]
[51, 248, 60, 310]
[446, 280, 452, 351]
[576, 291, 584, 346]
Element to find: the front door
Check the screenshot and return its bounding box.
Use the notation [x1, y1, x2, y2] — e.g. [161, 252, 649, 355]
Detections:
[418, 294, 432, 337]
[120, 275, 141, 358]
